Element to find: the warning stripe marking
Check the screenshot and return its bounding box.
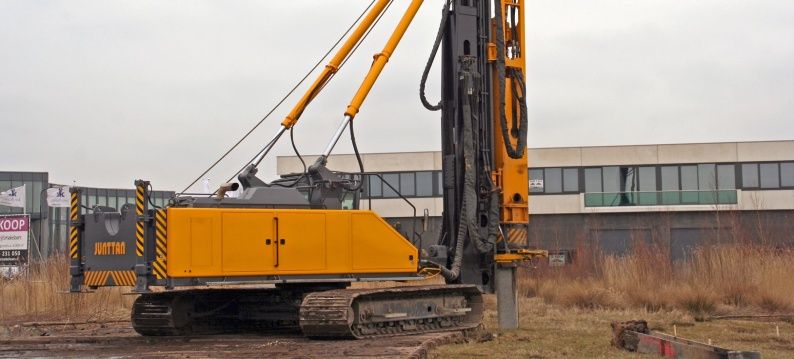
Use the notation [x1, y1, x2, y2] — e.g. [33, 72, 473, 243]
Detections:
[69, 192, 80, 259]
[69, 227, 79, 259]
[135, 222, 144, 257]
[507, 227, 528, 244]
[153, 209, 167, 279]
[135, 184, 145, 257]
[70, 192, 79, 220]
[84, 271, 135, 287]
[83, 271, 108, 287]
[135, 186, 145, 216]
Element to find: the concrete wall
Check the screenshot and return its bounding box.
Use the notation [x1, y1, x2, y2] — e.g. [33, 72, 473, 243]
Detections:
[360, 197, 444, 218]
[277, 151, 441, 174]
[526, 210, 794, 256]
[740, 190, 794, 210]
[278, 141, 794, 172]
[526, 140, 794, 167]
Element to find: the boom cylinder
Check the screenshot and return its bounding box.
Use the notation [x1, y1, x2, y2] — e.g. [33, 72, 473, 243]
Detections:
[281, 0, 392, 129]
[317, 0, 424, 162]
[252, 125, 287, 167]
[344, 0, 424, 118]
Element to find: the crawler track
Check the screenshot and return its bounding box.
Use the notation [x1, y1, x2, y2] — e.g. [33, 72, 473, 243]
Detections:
[300, 285, 483, 339]
[130, 285, 483, 339]
[132, 288, 301, 336]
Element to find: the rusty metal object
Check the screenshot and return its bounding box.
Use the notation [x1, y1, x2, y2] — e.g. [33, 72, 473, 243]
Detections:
[611, 320, 650, 351]
[611, 320, 761, 359]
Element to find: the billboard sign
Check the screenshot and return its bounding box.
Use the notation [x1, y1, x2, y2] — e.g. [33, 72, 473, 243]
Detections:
[0, 214, 29, 266]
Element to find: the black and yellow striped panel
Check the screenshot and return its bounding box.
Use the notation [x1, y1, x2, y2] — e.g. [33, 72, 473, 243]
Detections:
[69, 192, 79, 259]
[506, 226, 528, 245]
[110, 271, 136, 286]
[83, 271, 109, 287]
[135, 222, 145, 256]
[153, 209, 168, 279]
[69, 227, 79, 259]
[70, 192, 79, 221]
[83, 270, 136, 287]
[135, 185, 145, 216]
[135, 185, 145, 257]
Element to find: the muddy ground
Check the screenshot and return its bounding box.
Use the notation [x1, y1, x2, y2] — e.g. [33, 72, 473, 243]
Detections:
[0, 321, 474, 359]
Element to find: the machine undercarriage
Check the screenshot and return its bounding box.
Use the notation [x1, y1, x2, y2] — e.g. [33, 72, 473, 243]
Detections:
[129, 283, 482, 338]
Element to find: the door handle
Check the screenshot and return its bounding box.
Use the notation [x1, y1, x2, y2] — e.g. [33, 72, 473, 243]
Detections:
[273, 217, 279, 267]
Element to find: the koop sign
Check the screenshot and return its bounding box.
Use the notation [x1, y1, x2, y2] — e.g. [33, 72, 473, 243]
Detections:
[0, 214, 29, 266]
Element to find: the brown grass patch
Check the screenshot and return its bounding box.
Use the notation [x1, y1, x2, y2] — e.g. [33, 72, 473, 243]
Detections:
[522, 244, 794, 316]
[0, 256, 133, 324]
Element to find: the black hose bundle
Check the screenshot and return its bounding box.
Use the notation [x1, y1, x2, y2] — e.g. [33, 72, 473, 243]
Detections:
[438, 59, 497, 282]
[494, 5, 528, 159]
[419, 0, 453, 111]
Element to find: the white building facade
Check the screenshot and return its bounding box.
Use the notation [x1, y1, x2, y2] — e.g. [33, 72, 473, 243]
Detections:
[278, 140, 794, 261]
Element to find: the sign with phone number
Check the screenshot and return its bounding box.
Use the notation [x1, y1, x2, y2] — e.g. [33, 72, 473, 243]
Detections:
[0, 215, 29, 264]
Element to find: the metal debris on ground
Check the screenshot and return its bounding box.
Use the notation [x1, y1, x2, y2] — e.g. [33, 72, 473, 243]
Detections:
[611, 320, 762, 359]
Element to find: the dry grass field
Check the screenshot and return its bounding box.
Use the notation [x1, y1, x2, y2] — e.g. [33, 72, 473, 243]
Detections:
[433, 243, 794, 358]
[525, 243, 794, 316]
[2, 244, 793, 358]
[0, 256, 132, 324]
[431, 296, 794, 358]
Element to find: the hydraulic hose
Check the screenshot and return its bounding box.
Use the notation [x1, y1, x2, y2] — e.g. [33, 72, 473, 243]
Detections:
[494, 4, 528, 159]
[419, 0, 452, 111]
[439, 59, 496, 282]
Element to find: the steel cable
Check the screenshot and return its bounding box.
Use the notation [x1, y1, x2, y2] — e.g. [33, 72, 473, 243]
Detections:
[179, 0, 379, 194]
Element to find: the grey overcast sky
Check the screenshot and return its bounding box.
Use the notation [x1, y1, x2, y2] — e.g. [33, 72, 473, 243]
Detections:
[1, 1, 793, 191]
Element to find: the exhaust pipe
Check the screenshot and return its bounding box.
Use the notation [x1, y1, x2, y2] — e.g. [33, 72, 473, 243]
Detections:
[216, 182, 240, 199]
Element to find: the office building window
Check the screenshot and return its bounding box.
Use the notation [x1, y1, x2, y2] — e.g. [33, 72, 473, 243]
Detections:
[369, 176, 382, 197]
[436, 171, 443, 195]
[639, 167, 656, 191]
[416, 172, 434, 197]
[528, 168, 579, 194]
[760, 163, 780, 189]
[680, 165, 698, 191]
[585, 168, 602, 193]
[383, 173, 399, 198]
[563, 168, 579, 192]
[697, 164, 717, 191]
[529, 169, 543, 193]
[363, 170, 445, 199]
[400, 172, 415, 196]
[661, 166, 679, 191]
[782, 162, 794, 187]
[742, 163, 759, 188]
[589, 166, 643, 193]
[717, 164, 736, 189]
[602, 167, 621, 192]
[544, 168, 562, 193]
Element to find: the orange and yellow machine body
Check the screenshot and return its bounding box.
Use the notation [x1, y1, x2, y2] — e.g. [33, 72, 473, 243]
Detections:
[165, 208, 418, 278]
